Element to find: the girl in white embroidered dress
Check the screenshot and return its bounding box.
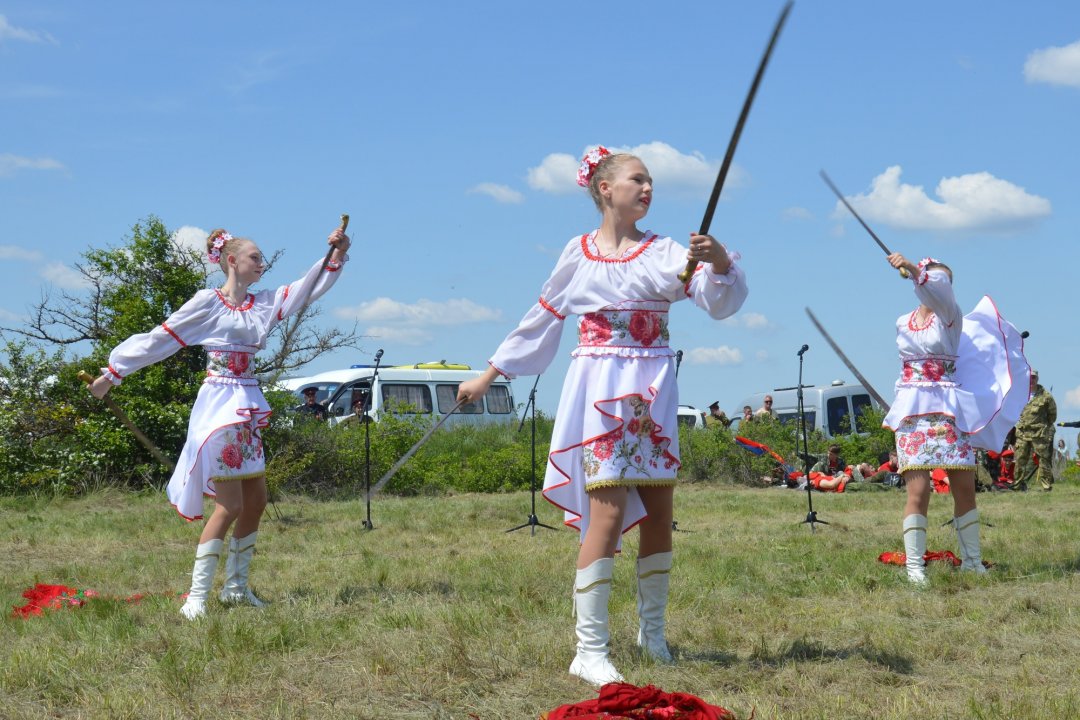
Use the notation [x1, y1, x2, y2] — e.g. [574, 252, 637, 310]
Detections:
[89, 226, 350, 619]
[882, 252, 1002, 585]
[457, 149, 748, 685]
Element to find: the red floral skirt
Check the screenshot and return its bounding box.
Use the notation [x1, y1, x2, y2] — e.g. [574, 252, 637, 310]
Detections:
[895, 412, 974, 472]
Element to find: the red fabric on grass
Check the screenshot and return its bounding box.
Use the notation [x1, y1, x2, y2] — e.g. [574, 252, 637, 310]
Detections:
[541, 682, 737, 720]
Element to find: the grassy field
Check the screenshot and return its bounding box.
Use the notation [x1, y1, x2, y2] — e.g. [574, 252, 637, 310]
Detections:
[3, 481, 1080, 719]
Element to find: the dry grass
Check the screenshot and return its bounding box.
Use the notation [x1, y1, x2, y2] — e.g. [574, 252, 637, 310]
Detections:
[3, 481, 1080, 719]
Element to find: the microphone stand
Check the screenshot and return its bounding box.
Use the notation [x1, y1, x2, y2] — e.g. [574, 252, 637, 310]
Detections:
[673, 349, 684, 532]
[507, 375, 555, 535]
[361, 348, 384, 531]
[795, 344, 827, 531]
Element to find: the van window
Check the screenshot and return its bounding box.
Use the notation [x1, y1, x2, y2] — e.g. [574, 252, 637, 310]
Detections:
[776, 411, 816, 430]
[827, 397, 851, 435]
[486, 385, 513, 414]
[381, 383, 432, 414]
[436, 384, 483, 414]
[852, 394, 873, 431]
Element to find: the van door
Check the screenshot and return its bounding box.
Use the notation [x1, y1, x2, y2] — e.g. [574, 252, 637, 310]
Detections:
[826, 396, 853, 436]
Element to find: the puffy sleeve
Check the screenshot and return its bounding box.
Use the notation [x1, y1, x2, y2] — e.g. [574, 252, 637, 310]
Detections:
[684, 256, 749, 319]
[269, 254, 349, 328]
[913, 267, 961, 329]
[101, 290, 214, 385]
[488, 240, 578, 379]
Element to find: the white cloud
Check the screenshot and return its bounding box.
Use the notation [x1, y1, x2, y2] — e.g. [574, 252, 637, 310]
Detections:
[527, 153, 580, 194]
[686, 346, 743, 366]
[40, 262, 89, 289]
[1065, 385, 1080, 409]
[527, 141, 742, 196]
[468, 183, 523, 204]
[364, 326, 432, 346]
[334, 297, 502, 326]
[0, 154, 66, 177]
[172, 225, 209, 255]
[0, 15, 56, 44]
[1024, 39, 1080, 88]
[722, 312, 771, 331]
[755, 350, 769, 361]
[0, 307, 23, 322]
[0, 245, 43, 261]
[840, 165, 1051, 232]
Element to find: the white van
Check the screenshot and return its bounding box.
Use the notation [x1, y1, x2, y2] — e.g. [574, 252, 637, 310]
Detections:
[738, 380, 881, 438]
[295, 362, 517, 427]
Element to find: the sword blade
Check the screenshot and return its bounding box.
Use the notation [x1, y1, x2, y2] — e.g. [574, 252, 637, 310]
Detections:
[819, 170, 891, 256]
[368, 397, 468, 498]
[78, 370, 176, 472]
[804, 307, 891, 412]
[678, 1, 793, 282]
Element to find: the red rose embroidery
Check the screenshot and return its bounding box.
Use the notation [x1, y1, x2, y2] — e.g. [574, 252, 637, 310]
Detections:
[592, 434, 616, 461]
[221, 444, 243, 469]
[628, 311, 661, 347]
[228, 352, 250, 376]
[902, 365, 914, 382]
[627, 418, 641, 436]
[927, 427, 937, 439]
[907, 431, 926, 453]
[945, 426, 958, 444]
[580, 313, 613, 345]
[922, 359, 944, 382]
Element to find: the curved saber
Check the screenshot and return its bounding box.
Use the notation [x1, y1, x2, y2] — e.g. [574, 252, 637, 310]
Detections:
[804, 308, 891, 412]
[367, 398, 468, 500]
[819, 171, 909, 279]
[678, 1, 794, 283]
[78, 370, 176, 472]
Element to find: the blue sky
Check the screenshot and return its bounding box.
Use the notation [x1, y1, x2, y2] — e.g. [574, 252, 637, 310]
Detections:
[3, 2, 1079, 447]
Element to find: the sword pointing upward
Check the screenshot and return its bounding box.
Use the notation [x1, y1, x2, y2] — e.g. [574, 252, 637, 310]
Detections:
[367, 397, 468, 501]
[804, 308, 891, 412]
[677, 1, 794, 283]
[819, 170, 909, 279]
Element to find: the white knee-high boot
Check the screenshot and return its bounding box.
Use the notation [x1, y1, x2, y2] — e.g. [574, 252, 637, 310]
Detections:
[902, 514, 928, 586]
[180, 539, 223, 620]
[569, 558, 624, 686]
[636, 551, 673, 663]
[953, 508, 987, 574]
[219, 531, 268, 607]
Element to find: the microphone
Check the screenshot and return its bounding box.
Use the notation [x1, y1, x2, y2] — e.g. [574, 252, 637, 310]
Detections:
[374, 348, 384, 361]
[675, 350, 684, 365]
[797, 344, 809, 356]
[1020, 331, 1030, 339]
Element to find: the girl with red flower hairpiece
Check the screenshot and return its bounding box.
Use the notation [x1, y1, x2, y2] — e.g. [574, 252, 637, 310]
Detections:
[88, 225, 351, 620]
[881, 252, 1029, 585]
[457, 146, 748, 685]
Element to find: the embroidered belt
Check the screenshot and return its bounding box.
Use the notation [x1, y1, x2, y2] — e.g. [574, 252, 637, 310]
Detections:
[205, 346, 258, 385]
[577, 308, 670, 349]
[899, 355, 957, 386]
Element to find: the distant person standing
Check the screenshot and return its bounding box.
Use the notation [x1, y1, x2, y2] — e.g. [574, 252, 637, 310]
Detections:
[1014, 371, 1057, 491]
[741, 405, 754, 424]
[295, 386, 328, 421]
[754, 395, 777, 420]
[705, 401, 731, 429]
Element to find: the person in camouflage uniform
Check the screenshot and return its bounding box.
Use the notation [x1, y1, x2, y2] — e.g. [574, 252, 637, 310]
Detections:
[1014, 370, 1057, 491]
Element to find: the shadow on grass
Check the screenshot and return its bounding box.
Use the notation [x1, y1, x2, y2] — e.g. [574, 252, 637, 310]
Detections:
[679, 647, 740, 666]
[751, 637, 915, 675]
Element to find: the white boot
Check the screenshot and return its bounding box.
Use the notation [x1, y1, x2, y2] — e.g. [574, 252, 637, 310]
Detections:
[180, 539, 223, 620]
[953, 508, 988, 574]
[636, 551, 673, 663]
[219, 532, 269, 607]
[902, 514, 928, 586]
[568, 558, 624, 686]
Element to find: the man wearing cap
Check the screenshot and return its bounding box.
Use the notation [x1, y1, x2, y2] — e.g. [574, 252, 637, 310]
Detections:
[1014, 371, 1057, 491]
[296, 386, 328, 422]
[704, 401, 732, 429]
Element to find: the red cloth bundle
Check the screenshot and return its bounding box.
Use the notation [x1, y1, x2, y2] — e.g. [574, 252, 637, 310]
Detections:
[542, 682, 737, 720]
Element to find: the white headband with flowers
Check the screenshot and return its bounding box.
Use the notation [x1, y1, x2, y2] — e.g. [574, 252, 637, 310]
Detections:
[207, 231, 232, 263]
[576, 145, 612, 188]
[917, 257, 942, 269]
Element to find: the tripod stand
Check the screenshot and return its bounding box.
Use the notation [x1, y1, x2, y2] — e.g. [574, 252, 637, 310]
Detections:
[361, 348, 384, 531]
[507, 375, 555, 535]
[794, 344, 827, 531]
